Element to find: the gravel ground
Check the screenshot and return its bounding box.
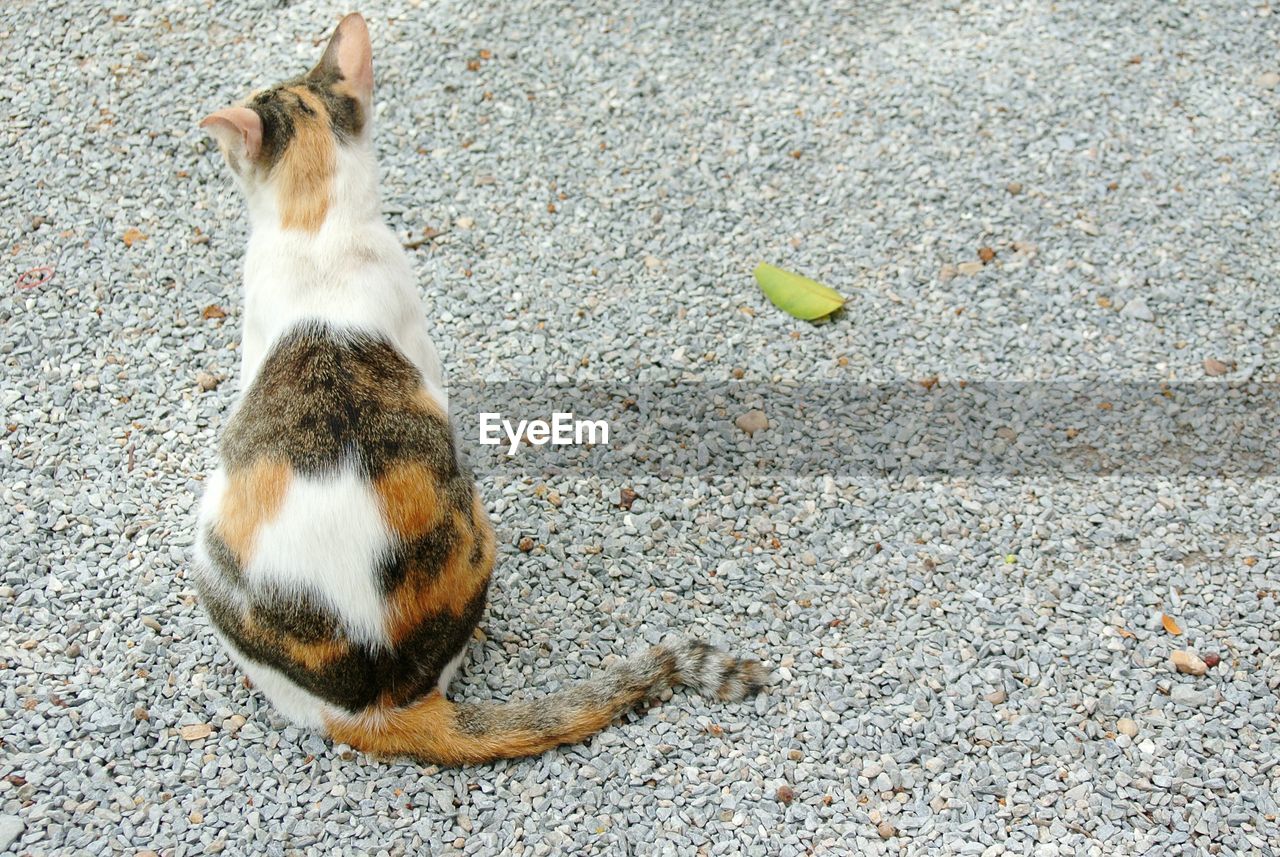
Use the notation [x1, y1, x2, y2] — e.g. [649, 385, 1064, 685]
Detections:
[3, 0, 1280, 854]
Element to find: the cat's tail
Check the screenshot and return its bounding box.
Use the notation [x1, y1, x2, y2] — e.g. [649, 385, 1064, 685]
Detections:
[325, 638, 766, 766]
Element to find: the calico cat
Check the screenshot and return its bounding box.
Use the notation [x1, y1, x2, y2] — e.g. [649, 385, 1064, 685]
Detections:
[194, 13, 765, 765]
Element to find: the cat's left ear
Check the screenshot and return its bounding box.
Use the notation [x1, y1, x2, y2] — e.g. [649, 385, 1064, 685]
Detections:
[200, 107, 263, 163]
[311, 13, 373, 104]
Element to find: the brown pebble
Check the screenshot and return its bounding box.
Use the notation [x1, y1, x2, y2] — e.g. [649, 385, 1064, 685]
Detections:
[775, 785, 795, 805]
[877, 821, 896, 839]
[619, 487, 638, 510]
[735, 410, 769, 436]
[1203, 358, 1231, 377]
[978, 246, 996, 263]
[1171, 649, 1207, 676]
[518, 536, 535, 552]
[1203, 652, 1221, 668]
[178, 723, 212, 741]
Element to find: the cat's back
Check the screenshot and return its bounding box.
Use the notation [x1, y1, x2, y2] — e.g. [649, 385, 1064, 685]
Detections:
[223, 322, 454, 477]
[194, 323, 493, 721]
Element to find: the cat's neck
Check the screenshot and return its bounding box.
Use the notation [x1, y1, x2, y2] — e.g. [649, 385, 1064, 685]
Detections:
[244, 144, 383, 243]
[238, 148, 418, 386]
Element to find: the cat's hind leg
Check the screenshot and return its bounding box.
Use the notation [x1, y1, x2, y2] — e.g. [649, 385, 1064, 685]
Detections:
[435, 648, 467, 698]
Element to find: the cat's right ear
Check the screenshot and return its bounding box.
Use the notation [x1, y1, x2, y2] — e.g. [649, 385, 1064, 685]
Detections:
[200, 107, 262, 163]
[311, 13, 373, 104]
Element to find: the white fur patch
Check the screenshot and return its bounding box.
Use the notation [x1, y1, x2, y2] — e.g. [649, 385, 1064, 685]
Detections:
[245, 466, 392, 648]
[192, 468, 227, 588]
[239, 146, 447, 408]
[436, 648, 467, 698]
[217, 632, 331, 732]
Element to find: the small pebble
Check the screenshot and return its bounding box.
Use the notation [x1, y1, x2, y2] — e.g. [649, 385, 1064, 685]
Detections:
[1171, 650, 1207, 675]
[1203, 358, 1231, 376]
[0, 816, 23, 851]
[734, 410, 769, 436]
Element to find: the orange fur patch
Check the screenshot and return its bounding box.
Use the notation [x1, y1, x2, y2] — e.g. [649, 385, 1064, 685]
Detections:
[282, 636, 349, 670]
[326, 692, 457, 761]
[232, 604, 348, 670]
[385, 507, 491, 644]
[216, 458, 290, 564]
[278, 87, 333, 232]
[325, 691, 612, 765]
[412, 387, 447, 420]
[373, 461, 444, 539]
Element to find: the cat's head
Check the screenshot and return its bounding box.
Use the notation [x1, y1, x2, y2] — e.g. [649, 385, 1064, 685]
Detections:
[200, 13, 374, 230]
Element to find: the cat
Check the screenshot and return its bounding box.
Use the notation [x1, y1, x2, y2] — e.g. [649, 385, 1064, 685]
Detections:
[194, 12, 765, 765]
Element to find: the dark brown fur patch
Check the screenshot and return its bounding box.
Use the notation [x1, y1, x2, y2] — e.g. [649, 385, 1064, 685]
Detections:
[379, 584, 488, 707]
[202, 587, 382, 711]
[248, 64, 364, 159]
[303, 64, 365, 140]
[221, 325, 460, 480]
[201, 570, 488, 712]
[247, 88, 297, 170]
[248, 584, 340, 643]
[385, 506, 491, 642]
[203, 526, 243, 586]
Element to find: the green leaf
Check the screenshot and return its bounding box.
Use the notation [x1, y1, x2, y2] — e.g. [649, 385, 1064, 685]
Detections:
[753, 262, 845, 320]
